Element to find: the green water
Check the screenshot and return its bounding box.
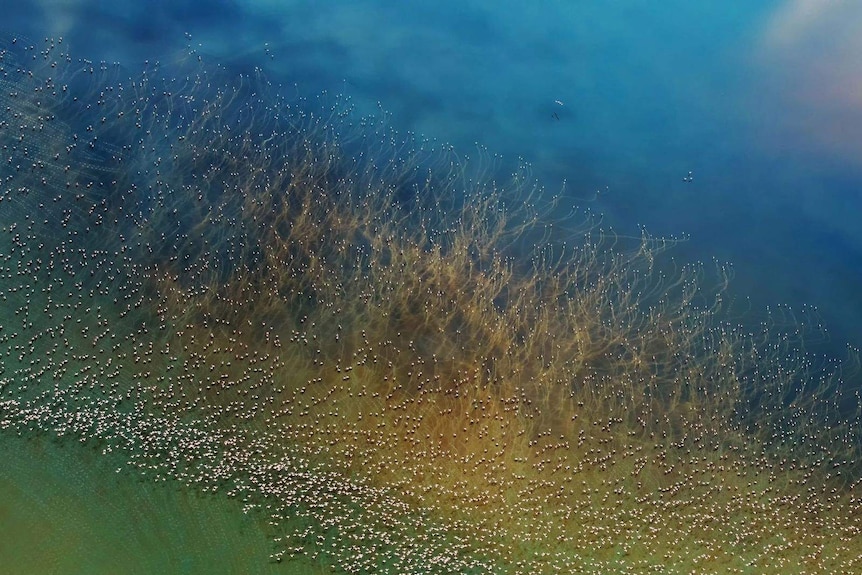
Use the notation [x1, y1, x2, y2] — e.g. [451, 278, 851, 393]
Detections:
[0, 432, 325, 575]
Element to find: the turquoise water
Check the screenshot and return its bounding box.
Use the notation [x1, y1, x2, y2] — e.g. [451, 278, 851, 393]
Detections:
[7, 0, 861, 355]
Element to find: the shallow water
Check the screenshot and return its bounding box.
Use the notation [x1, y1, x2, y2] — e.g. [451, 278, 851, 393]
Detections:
[0, 433, 317, 575]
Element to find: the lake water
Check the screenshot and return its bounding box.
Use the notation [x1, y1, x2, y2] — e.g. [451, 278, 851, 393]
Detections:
[8, 0, 860, 354]
[3, 2, 862, 573]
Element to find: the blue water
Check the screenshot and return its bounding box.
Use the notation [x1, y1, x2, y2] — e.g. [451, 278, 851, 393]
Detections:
[10, 0, 861, 357]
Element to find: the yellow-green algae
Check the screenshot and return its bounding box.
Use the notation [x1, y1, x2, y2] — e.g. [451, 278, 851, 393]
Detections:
[0, 431, 327, 575]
